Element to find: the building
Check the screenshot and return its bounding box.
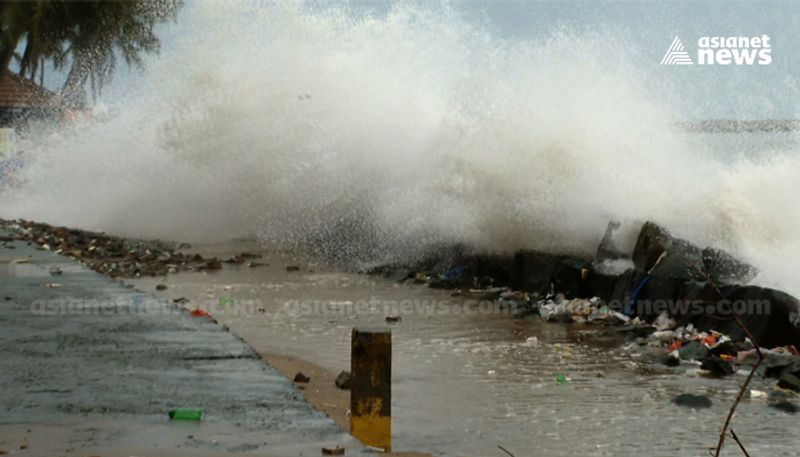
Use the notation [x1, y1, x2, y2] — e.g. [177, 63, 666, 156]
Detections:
[0, 71, 64, 129]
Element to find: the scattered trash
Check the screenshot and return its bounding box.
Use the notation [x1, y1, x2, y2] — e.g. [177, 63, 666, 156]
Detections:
[555, 374, 569, 385]
[334, 371, 352, 390]
[190, 309, 210, 318]
[48, 267, 63, 276]
[286, 265, 301, 272]
[0, 220, 218, 278]
[321, 446, 345, 455]
[168, 408, 204, 421]
[42, 283, 62, 288]
[219, 297, 233, 306]
[678, 341, 709, 361]
[156, 284, 167, 291]
[205, 258, 223, 270]
[701, 355, 735, 376]
[173, 297, 189, 304]
[750, 389, 768, 399]
[385, 315, 401, 323]
[294, 372, 311, 383]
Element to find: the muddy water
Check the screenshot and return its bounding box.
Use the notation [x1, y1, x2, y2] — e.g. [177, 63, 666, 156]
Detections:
[132, 243, 798, 457]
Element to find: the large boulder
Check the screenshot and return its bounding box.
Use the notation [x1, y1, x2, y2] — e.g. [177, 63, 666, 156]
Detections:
[673, 283, 800, 349]
[595, 221, 626, 261]
[632, 222, 703, 279]
[702, 247, 758, 285]
[632, 221, 757, 284]
[510, 251, 591, 298]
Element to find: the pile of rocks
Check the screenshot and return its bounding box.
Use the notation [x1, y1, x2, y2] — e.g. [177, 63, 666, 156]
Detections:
[376, 220, 800, 350]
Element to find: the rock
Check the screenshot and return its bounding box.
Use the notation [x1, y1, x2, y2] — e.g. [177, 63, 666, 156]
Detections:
[708, 341, 738, 357]
[682, 285, 800, 349]
[768, 401, 799, 414]
[334, 371, 352, 389]
[702, 247, 758, 285]
[293, 372, 310, 383]
[700, 355, 735, 376]
[595, 221, 626, 261]
[616, 324, 656, 339]
[286, 265, 301, 272]
[510, 251, 571, 295]
[778, 368, 800, 392]
[205, 258, 223, 270]
[632, 222, 673, 272]
[671, 393, 712, 408]
[156, 284, 168, 291]
[678, 341, 709, 361]
[386, 269, 411, 283]
[658, 352, 681, 367]
[632, 222, 759, 289]
[224, 255, 245, 264]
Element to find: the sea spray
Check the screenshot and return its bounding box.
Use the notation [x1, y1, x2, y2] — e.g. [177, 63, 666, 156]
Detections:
[0, 2, 798, 295]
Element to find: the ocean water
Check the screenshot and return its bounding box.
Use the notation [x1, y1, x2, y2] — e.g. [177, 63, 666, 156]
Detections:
[0, 1, 798, 296]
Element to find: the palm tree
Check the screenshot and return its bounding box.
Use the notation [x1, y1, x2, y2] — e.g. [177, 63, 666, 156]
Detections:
[0, 0, 181, 104]
[59, 1, 182, 104]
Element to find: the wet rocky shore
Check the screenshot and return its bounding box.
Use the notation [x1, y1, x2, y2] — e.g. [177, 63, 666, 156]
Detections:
[5, 217, 800, 410]
[364, 221, 800, 404]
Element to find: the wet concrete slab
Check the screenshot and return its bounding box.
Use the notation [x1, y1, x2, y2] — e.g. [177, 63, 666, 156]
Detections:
[0, 230, 358, 456]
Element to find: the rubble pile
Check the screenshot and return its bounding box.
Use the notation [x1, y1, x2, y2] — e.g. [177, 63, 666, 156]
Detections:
[1, 219, 218, 278]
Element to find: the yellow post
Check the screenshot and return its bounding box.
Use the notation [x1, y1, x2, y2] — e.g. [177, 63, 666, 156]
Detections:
[350, 327, 391, 451]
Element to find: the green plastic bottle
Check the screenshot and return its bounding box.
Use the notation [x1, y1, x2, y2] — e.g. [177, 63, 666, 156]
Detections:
[556, 374, 568, 385]
[168, 408, 204, 421]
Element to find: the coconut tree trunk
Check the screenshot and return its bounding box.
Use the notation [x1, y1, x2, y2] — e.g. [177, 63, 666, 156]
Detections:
[61, 52, 90, 108]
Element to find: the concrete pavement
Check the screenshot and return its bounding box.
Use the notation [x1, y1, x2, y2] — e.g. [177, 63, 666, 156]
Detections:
[0, 229, 359, 456]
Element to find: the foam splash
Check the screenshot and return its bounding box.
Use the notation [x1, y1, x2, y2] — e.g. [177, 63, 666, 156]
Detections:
[0, 2, 798, 294]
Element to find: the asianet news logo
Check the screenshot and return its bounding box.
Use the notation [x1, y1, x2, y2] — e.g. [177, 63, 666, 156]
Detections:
[661, 35, 772, 66]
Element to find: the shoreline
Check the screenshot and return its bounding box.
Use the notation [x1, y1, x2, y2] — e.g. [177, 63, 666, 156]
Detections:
[4, 218, 800, 455]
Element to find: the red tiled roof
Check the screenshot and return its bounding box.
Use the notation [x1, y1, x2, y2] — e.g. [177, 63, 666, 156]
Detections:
[0, 71, 60, 109]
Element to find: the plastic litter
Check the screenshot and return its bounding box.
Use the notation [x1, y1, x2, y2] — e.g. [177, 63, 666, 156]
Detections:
[190, 308, 210, 318]
[168, 408, 203, 421]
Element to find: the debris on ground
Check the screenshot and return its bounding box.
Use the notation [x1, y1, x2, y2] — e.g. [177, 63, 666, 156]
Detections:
[334, 371, 352, 390]
[0, 219, 221, 278]
[294, 372, 311, 383]
[321, 446, 345, 455]
[168, 408, 204, 421]
[190, 309, 211, 318]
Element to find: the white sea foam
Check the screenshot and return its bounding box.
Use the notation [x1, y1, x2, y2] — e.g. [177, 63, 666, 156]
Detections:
[1, 2, 797, 294]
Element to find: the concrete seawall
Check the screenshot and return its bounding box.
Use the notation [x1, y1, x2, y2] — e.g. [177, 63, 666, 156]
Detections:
[0, 229, 358, 456]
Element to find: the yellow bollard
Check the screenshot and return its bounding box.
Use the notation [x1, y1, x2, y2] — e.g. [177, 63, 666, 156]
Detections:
[350, 327, 391, 451]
